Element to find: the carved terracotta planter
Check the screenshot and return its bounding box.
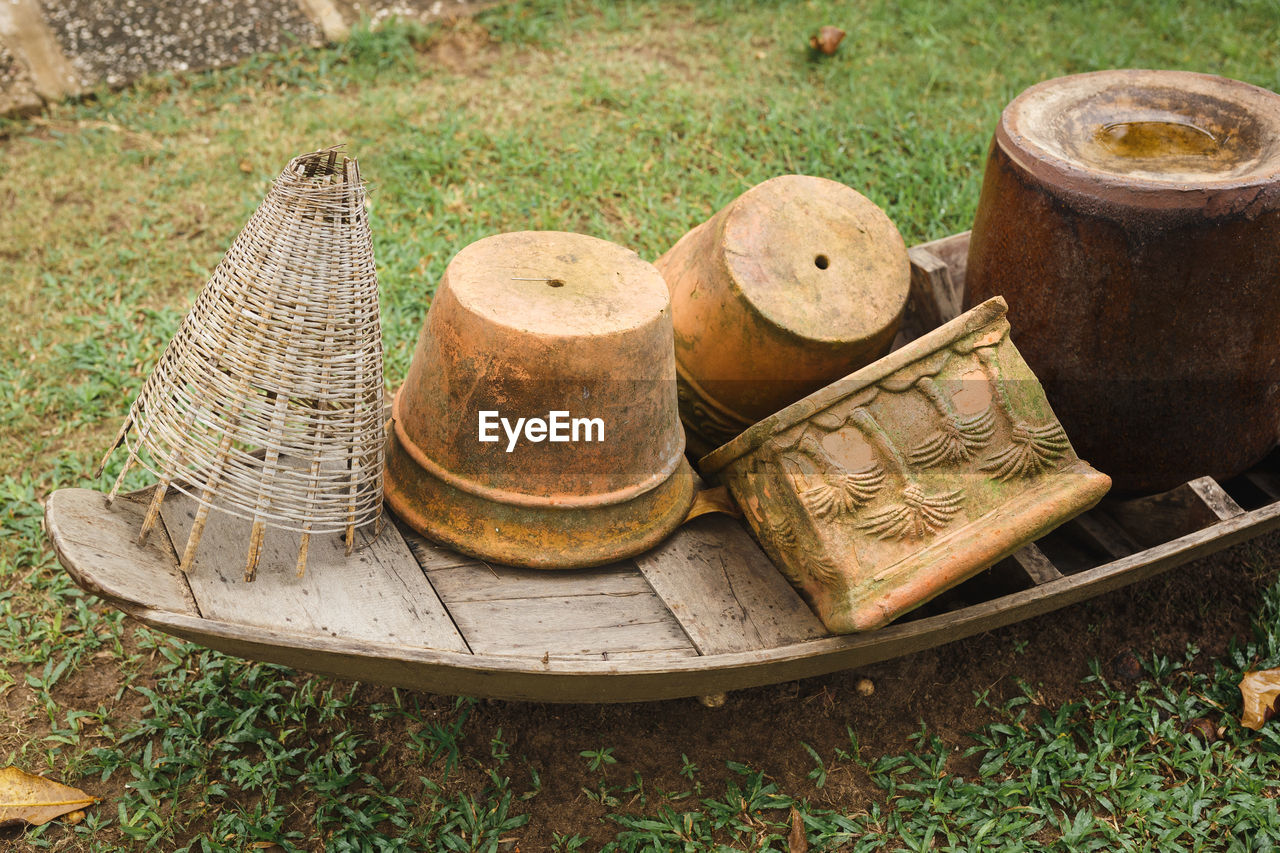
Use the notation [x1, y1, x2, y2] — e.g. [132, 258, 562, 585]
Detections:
[655, 175, 910, 458]
[701, 298, 1111, 633]
[385, 231, 695, 569]
[966, 69, 1280, 494]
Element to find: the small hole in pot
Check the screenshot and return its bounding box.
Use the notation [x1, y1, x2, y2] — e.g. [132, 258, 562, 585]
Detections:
[547, 279, 566, 288]
[814, 255, 830, 270]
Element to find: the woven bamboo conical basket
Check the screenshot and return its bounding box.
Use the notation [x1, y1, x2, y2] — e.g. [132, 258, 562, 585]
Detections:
[97, 146, 385, 581]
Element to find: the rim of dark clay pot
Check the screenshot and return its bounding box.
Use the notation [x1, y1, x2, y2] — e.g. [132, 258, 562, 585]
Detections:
[997, 69, 1280, 218]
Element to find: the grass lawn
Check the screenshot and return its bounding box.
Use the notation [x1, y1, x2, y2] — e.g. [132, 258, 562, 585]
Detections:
[2, 0, 1280, 849]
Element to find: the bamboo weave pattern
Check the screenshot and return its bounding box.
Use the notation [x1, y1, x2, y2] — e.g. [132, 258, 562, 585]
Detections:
[98, 147, 385, 579]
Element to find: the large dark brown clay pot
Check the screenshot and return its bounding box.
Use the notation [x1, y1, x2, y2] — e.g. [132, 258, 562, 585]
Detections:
[965, 69, 1280, 494]
[385, 231, 695, 568]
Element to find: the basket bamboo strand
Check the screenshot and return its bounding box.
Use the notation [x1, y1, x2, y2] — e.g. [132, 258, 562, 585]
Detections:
[97, 146, 385, 581]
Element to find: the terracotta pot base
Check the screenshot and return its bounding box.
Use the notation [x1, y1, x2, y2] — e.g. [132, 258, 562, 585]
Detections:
[389, 230, 695, 568]
[657, 175, 910, 454]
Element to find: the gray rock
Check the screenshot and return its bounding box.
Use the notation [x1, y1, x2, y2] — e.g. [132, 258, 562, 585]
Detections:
[38, 0, 324, 88]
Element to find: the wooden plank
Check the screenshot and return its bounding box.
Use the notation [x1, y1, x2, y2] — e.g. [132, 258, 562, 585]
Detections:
[445, 595, 696, 658]
[401, 528, 486, 572]
[44, 489, 197, 616]
[540, 649, 698, 663]
[1187, 476, 1246, 521]
[402, 527, 650, 601]
[915, 230, 970, 289]
[426, 560, 650, 601]
[399, 526, 697, 658]
[634, 514, 827, 655]
[1069, 512, 1143, 560]
[124, 494, 1280, 702]
[905, 247, 962, 337]
[1011, 543, 1063, 585]
[160, 491, 469, 652]
[891, 231, 970, 355]
[1106, 480, 1227, 548]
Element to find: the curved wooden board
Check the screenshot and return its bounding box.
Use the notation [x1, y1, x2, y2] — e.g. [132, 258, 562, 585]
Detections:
[158, 490, 469, 652]
[44, 488, 197, 616]
[46, 486, 1280, 703]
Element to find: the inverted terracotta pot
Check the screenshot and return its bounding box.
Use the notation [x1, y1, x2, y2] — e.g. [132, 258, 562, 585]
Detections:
[655, 175, 910, 458]
[966, 69, 1280, 494]
[385, 231, 695, 569]
[701, 298, 1111, 633]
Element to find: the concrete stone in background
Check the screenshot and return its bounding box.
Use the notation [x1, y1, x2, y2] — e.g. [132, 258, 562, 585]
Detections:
[0, 39, 42, 116]
[0, 0, 492, 117]
[38, 0, 324, 88]
[333, 0, 487, 28]
[0, 0, 82, 108]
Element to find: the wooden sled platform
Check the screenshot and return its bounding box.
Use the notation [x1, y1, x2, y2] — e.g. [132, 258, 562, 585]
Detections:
[44, 233, 1280, 703]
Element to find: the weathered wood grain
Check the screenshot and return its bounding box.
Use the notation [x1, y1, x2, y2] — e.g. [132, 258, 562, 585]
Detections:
[400, 527, 697, 659]
[161, 492, 468, 652]
[1187, 476, 1245, 521]
[900, 230, 969, 344]
[45, 488, 196, 616]
[1069, 512, 1143, 560]
[1011, 543, 1064, 586]
[403, 530, 491, 572]
[425, 560, 651, 601]
[405, 532, 649, 601]
[915, 230, 971, 289]
[444, 595, 696, 658]
[634, 514, 827, 655]
[906, 247, 962, 335]
[107, 493, 1280, 702]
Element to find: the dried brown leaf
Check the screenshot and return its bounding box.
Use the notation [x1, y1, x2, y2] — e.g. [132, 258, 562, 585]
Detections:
[809, 26, 846, 55]
[789, 805, 809, 853]
[1239, 668, 1280, 730]
[0, 766, 96, 828]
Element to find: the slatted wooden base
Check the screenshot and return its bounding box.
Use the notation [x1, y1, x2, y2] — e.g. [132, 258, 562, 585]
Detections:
[43, 231, 1280, 702]
[44, 456, 1280, 702]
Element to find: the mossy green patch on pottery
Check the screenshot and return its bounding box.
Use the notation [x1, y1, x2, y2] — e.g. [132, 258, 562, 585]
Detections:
[702, 298, 1111, 632]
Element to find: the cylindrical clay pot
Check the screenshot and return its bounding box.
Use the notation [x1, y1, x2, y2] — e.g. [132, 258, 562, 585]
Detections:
[655, 175, 910, 458]
[966, 69, 1280, 494]
[385, 231, 695, 568]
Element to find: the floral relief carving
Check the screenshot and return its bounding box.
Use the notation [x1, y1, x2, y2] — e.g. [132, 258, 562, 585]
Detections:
[677, 379, 746, 446]
[908, 376, 996, 467]
[702, 298, 1112, 633]
[974, 345, 1068, 481]
[857, 482, 964, 540]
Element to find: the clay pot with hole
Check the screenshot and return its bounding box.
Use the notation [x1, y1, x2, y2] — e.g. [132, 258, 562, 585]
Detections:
[965, 69, 1280, 494]
[655, 175, 911, 459]
[384, 231, 695, 568]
